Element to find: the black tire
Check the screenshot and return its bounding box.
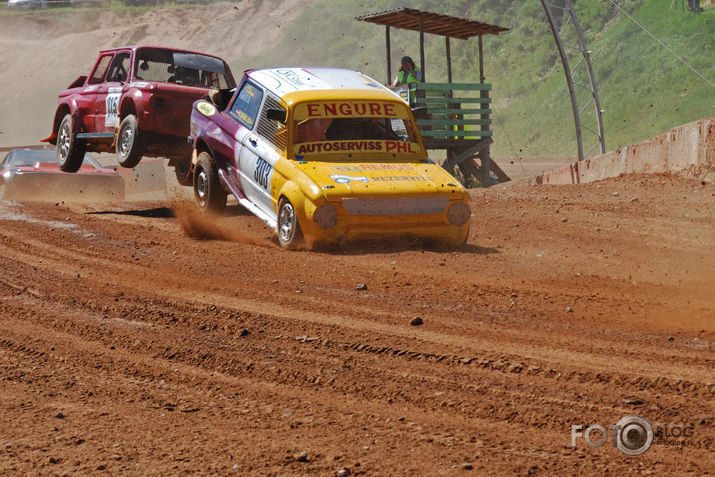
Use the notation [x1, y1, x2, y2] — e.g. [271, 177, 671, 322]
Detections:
[57, 114, 86, 173]
[116, 114, 143, 168]
[193, 151, 227, 213]
[446, 224, 470, 250]
[277, 197, 303, 249]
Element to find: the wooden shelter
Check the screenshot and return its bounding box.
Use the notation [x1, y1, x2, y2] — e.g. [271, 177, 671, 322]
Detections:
[356, 8, 510, 186]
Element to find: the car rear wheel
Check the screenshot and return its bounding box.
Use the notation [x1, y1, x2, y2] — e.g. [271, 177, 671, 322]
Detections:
[277, 198, 304, 249]
[57, 114, 86, 173]
[116, 114, 143, 168]
[193, 151, 226, 213]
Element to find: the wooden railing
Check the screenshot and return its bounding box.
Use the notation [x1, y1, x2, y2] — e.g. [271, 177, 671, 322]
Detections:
[409, 82, 492, 141]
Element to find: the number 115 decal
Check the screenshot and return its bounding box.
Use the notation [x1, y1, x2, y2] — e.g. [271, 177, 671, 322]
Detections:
[105, 88, 122, 127]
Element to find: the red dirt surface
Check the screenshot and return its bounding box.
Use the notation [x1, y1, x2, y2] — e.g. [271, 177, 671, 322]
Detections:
[0, 173, 712, 475]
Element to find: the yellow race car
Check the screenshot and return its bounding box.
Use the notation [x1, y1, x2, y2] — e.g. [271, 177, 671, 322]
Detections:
[187, 67, 470, 249]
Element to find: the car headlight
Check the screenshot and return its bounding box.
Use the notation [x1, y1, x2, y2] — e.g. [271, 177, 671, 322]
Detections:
[447, 201, 471, 226]
[313, 203, 338, 229]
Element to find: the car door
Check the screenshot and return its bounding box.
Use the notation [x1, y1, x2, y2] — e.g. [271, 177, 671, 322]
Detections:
[228, 81, 275, 216]
[94, 51, 131, 132]
[78, 54, 113, 133]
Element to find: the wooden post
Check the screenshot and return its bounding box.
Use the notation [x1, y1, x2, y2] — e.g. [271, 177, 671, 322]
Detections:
[446, 36, 452, 84]
[385, 26, 391, 85]
[478, 34, 491, 186]
[478, 34, 485, 83]
[419, 17, 425, 83]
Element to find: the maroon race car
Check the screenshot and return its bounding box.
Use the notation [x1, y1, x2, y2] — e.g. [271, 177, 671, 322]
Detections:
[43, 46, 235, 173]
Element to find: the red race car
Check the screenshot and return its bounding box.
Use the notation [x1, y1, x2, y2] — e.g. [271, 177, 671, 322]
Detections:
[43, 46, 235, 173]
[0, 148, 124, 202]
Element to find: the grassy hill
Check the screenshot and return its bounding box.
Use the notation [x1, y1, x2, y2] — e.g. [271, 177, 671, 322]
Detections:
[243, 0, 714, 159]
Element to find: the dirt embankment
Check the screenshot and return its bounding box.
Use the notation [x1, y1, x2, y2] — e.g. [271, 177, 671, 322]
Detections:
[0, 0, 319, 148]
[0, 173, 712, 475]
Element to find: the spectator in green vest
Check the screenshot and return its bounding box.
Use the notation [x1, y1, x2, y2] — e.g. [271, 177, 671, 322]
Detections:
[392, 56, 422, 104]
[393, 56, 422, 85]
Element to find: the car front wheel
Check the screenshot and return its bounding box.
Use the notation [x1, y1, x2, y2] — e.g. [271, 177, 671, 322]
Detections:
[193, 151, 227, 213]
[116, 114, 143, 168]
[57, 114, 86, 173]
[277, 198, 304, 249]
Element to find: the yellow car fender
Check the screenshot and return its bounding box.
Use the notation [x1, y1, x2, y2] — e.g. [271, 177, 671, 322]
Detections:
[275, 178, 329, 245]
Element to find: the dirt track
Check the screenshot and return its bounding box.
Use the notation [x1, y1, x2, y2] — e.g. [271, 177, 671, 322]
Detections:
[0, 172, 712, 475]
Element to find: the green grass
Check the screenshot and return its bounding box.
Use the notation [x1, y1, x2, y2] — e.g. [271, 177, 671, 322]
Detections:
[245, 0, 714, 158]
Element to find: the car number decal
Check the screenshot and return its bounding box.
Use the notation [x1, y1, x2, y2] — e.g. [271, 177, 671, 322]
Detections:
[105, 87, 122, 127]
[253, 157, 273, 191]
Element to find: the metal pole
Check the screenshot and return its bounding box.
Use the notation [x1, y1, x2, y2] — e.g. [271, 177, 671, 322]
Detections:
[479, 34, 490, 186]
[419, 17, 425, 83]
[541, 0, 584, 161]
[446, 36, 452, 83]
[567, 0, 605, 154]
[386, 26, 392, 85]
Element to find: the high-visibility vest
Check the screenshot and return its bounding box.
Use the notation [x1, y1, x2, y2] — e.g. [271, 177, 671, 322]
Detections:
[397, 69, 421, 84]
[397, 69, 421, 104]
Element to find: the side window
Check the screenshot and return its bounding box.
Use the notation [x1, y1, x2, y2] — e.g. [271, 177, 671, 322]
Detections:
[229, 81, 263, 129]
[256, 93, 287, 152]
[88, 55, 113, 85]
[107, 53, 131, 83]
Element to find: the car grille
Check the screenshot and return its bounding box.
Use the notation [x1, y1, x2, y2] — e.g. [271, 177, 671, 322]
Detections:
[342, 197, 449, 216]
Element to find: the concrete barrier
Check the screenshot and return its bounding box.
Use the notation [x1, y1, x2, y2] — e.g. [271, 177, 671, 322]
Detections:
[625, 133, 668, 174]
[668, 120, 705, 171]
[579, 148, 626, 183]
[511, 118, 713, 186]
[540, 163, 579, 185]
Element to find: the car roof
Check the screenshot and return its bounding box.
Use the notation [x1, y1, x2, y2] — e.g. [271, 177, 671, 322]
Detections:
[97, 46, 226, 60]
[247, 67, 401, 102]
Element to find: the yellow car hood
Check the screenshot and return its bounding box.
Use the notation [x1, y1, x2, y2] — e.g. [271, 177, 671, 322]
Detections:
[295, 160, 466, 202]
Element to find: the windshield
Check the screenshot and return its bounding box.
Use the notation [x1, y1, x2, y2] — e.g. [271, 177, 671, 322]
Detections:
[292, 100, 421, 157]
[134, 48, 233, 89]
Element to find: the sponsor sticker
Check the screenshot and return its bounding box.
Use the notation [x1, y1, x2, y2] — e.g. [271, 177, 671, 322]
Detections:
[294, 101, 409, 119]
[294, 140, 421, 155]
[332, 163, 415, 172]
[197, 102, 217, 117]
[329, 174, 369, 184]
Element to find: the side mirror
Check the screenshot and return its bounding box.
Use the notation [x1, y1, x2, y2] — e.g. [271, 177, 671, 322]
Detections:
[266, 108, 287, 123]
